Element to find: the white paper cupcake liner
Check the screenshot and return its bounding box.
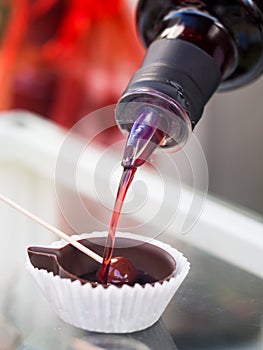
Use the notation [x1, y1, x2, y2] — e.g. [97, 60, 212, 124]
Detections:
[26, 232, 190, 333]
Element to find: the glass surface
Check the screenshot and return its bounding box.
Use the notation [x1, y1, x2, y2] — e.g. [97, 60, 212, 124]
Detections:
[0, 225, 262, 350]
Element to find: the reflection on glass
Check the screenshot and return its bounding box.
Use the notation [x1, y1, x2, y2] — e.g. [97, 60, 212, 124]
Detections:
[70, 319, 178, 350]
[70, 335, 150, 350]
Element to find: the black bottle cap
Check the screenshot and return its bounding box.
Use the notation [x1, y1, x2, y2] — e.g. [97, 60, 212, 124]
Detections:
[121, 38, 221, 128]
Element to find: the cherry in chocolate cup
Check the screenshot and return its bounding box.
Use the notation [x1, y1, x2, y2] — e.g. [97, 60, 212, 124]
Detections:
[26, 232, 190, 333]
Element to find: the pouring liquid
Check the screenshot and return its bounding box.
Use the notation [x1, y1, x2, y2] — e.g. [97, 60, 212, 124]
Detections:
[98, 167, 137, 284]
[98, 106, 166, 285]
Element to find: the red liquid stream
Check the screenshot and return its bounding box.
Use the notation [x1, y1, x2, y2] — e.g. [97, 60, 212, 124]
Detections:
[98, 167, 137, 284]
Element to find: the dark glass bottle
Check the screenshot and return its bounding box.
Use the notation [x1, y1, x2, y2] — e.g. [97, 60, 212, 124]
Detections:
[116, 0, 263, 161]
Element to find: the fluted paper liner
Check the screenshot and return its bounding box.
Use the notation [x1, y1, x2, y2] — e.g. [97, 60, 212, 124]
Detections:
[26, 232, 190, 333]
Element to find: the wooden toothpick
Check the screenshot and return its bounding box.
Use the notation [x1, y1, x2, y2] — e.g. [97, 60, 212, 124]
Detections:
[0, 193, 103, 264]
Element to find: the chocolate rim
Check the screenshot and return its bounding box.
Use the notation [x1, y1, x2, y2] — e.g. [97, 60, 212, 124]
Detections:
[27, 237, 177, 288]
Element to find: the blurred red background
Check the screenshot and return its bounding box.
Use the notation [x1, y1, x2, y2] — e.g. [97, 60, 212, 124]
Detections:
[0, 0, 144, 142]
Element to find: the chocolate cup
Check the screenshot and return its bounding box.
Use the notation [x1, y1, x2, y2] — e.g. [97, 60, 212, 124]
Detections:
[27, 237, 176, 287]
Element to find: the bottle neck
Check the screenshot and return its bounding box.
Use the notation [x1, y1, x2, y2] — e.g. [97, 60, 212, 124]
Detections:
[158, 10, 237, 80]
[116, 0, 263, 156]
[137, 0, 263, 91]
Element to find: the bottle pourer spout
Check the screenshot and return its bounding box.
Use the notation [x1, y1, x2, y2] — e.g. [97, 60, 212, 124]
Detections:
[121, 106, 165, 168]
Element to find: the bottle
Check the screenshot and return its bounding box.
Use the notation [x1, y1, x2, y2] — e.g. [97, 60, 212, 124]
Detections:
[116, 0, 263, 167]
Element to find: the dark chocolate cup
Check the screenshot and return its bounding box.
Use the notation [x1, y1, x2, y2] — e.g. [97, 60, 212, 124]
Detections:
[27, 236, 177, 287]
[26, 232, 190, 333]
